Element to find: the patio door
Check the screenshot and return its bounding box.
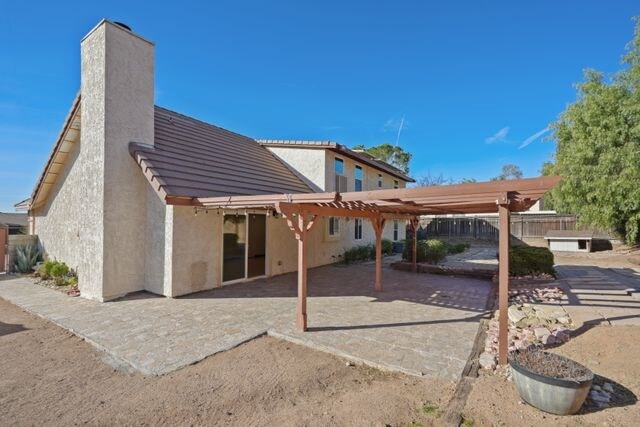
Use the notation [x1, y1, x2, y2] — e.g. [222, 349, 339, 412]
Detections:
[222, 213, 266, 283]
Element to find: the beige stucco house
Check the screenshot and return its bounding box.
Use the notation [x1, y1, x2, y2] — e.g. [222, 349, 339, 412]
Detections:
[25, 20, 413, 302]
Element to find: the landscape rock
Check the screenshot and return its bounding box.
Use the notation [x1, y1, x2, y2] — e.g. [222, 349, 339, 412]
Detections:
[479, 352, 497, 370]
[534, 327, 551, 340]
[508, 306, 526, 323]
[541, 334, 556, 345]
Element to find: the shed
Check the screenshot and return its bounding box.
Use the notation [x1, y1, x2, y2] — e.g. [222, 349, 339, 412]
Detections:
[544, 230, 594, 252]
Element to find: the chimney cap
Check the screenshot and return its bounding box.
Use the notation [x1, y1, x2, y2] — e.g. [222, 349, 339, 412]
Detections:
[113, 21, 132, 31]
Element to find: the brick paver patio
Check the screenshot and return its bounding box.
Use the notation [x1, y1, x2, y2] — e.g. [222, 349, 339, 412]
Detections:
[0, 263, 491, 379]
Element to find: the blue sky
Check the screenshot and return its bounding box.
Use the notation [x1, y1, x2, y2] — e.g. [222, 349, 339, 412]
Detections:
[0, 1, 638, 211]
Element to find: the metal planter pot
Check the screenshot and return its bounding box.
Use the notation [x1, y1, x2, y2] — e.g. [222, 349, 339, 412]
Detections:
[509, 352, 593, 415]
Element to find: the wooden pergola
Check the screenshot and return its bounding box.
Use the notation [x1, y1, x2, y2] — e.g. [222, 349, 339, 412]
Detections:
[196, 176, 560, 365]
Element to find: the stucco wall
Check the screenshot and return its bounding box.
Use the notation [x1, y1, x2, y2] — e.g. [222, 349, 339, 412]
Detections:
[266, 147, 325, 191]
[144, 186, 167, 295]
[167, 206, 222, 297]
[100, 22, 155, 300]
[324, 150, 408, 192]
[32, 127, 94, 282]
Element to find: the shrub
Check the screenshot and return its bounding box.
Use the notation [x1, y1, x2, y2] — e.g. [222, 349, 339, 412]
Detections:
[342, 244, 376, 264]
[381, 239, 393, 256]
[403, 239, 448, 264]
[509, 246, 555, 277]
[12, 244, 42, 273]
[50, 262, 70, 278]
[38, 260, 57, 279]
[447, 242, 470, 254]
[37, 260, 76, 285]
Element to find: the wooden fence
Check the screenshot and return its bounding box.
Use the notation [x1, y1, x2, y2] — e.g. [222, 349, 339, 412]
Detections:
[419, 214, 579, 242]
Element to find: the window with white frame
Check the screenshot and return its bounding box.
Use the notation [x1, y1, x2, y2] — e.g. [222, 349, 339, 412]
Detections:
[377, 174, 383, 188]
[354, 218, 363, 240]
[393, 220, 399, 241]
[355, 165, 363, 191]
[393, 180, 399, 189]
[328, 217, 340, 236]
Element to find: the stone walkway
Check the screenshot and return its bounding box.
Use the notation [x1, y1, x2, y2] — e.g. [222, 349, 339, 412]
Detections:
[556, 265, 640, 327]
[0, 263, 492, 380]
[441, 246, 498, 272]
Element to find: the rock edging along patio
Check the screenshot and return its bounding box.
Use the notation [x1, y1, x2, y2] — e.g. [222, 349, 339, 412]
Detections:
[0, 263, 492, 380]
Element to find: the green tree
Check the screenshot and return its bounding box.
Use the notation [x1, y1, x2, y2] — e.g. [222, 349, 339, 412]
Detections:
[539, 161, 556, 211]
[352, 143, 412, 174]
[548, 18, 640, 245]
[491, 164, 523, 181]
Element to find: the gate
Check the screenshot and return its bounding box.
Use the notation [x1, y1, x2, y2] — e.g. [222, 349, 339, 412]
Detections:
[0, 226, 7, 273]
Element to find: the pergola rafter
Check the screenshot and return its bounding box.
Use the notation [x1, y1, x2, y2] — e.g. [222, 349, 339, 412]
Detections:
[193, 176, 561, 365]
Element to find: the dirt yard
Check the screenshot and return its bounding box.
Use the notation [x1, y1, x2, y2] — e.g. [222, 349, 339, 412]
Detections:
[0, 297, 454, 426]
[462, 325, 640, 426]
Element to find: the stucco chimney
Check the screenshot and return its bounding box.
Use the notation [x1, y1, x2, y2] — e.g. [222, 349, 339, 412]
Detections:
[80, 20, 154, 300]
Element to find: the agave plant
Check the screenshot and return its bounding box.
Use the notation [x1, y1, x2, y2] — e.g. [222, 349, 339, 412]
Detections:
[12, 244, 42, 274]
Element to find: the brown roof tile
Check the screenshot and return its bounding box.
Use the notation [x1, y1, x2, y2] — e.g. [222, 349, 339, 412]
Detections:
[130, 107, 313, 200]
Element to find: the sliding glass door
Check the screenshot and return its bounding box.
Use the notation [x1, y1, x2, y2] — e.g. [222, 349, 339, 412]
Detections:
[222, 213, 266, 283]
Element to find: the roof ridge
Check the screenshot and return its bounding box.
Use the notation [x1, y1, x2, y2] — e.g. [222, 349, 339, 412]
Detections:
[154, 105, 259, 143]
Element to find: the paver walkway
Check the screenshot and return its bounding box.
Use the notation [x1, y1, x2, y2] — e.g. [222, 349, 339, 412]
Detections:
[441, 246, 498, 273]
[0, 263, 491, 380]
[556, 265, 640, 327]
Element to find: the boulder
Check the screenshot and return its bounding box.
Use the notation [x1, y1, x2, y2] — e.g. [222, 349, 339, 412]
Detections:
[479, 352, 496, 370]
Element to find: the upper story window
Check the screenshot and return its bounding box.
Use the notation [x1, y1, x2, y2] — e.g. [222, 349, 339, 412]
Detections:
[355, 165, 363, 191]
[334, 158, 347, 192]
[354, 218, 363, 240]
[393, 180, 399, 189]
[377, 174, 383, 188]
[334, 158, 344, 175]
[328, 217, 340, 236]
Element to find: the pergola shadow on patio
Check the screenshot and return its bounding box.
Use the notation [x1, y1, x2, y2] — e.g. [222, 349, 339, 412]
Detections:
[190, 176, 560, 365]
[184, 262, 494, 378]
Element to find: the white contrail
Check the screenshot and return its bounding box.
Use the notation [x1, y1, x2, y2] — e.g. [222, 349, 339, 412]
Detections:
[395, 115, 405, 146]
[519, 127, 550, 149]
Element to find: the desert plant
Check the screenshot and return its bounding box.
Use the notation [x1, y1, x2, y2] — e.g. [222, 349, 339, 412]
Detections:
[50, 261, 70, 278]
[12, 244, 42, 273]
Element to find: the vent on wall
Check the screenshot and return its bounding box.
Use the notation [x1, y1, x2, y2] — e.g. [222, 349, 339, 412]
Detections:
[335, 174, 347, 192]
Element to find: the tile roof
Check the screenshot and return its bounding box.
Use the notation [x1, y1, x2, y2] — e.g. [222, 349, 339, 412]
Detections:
[258, 140, 414, 182]
[129, 107, 314, 201]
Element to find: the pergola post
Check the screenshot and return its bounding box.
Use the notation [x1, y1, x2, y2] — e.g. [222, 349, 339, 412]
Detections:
[411, 217, 420, 273]
[498, 197, 511, 365]
[277, 203, 317, 332]
[371, 215, 386, 292]
[296, 213, 308, 331]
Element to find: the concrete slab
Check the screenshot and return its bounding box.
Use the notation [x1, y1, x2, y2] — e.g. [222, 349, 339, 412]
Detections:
[556, 265, 640, 327]
[0, 263, 492, 380]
